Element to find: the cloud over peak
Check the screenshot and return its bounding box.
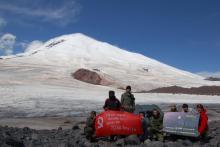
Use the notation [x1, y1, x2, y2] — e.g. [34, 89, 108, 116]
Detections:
[0, 33, 16, 55]
[25, 40, 44, 52]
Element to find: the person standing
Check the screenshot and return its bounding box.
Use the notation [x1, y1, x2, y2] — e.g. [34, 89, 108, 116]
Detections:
[121, 86, 135, 113]
[196, 104, 208, 137]
[103, 91, 121, 111]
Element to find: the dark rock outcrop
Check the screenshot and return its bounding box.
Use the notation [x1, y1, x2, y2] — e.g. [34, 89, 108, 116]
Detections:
[205, 77, 220, 81]
[72, 68, 112, 86]
[148, 86, 220, 96]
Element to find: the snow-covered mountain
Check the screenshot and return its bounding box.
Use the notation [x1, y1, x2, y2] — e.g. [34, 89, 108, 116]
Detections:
[1, 33, 219, 91]
[1, 33, 220, 117]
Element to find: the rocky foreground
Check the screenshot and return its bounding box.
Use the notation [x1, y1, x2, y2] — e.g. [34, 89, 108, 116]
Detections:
[0, 120, 220, 147]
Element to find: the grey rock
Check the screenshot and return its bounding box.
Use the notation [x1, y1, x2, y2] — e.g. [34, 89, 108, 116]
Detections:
[83, 141, 93, 147]
[182, 139, 193, 146]
[31, 133, 38, 140]
[23, 127, 31, 134]
[209, 138, 219, 147]
[147, 141, 164, 147]
[5, 137, 25, 147]
[124, 135, 141, 145]
[164, 141, 181, 147]
[58, 126, 63, 131]
[72, 125, 80, 130]
[144, 139, 151, 145]
[115, 138, 125, 146]
[176, 139, 183, 144]
[191, 144, 201, 147]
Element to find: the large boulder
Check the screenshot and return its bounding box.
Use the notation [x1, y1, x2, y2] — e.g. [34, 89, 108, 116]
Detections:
[72, 68, 112, 86]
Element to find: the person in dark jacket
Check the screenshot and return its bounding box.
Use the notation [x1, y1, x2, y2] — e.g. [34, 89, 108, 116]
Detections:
[103, 91, 121, 111]
[84, 111, 96, 141]
[121, 86, 135, 113]
[196, 104, 208, 137]
[103, 91, 121, 141]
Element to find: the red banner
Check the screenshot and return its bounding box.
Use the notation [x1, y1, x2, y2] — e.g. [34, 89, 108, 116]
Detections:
[95, 110, 143, 137]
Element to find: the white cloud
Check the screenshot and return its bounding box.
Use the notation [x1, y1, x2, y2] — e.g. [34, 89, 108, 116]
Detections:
[0, 0, 81, 26]
[25, 40, 44, 52]
[0, 33, 16, 55]
[197, 71, 220, 78]
[0, 17, 7, 29]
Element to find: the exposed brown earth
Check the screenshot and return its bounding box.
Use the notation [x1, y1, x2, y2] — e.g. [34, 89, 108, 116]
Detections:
[147, 86, 220, 96]
[72, 68, 112, 86]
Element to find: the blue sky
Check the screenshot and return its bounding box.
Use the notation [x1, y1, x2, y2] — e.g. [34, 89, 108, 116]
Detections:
[0, 0, 220, 76]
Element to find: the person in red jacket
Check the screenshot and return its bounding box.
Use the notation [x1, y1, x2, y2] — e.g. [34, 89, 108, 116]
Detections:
[196, 104, 208, 137]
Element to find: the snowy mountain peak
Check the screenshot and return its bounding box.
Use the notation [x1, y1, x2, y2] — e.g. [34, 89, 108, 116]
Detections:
[25, 33, 95, 52]
[1, 33, 217, 91]
[23, 33, 148, 66]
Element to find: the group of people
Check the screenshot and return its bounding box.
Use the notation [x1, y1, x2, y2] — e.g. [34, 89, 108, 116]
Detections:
[139, 103, 209, 142]
[84, 85, 209, 143]
[169, 103, 208, 137]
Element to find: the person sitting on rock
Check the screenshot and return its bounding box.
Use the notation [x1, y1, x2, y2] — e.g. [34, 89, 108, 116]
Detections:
[170, 104, 178, 112]
[84, 111, 96, 141]
[196, 104, 208, 138]
[103, 91, 121, 111]
[121, 86, 135, 113]
[149, 109, 164, 142]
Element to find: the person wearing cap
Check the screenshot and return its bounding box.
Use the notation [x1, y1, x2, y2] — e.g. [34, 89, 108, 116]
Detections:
[121, 86, 135, 113]
[103, 90, 121, 111]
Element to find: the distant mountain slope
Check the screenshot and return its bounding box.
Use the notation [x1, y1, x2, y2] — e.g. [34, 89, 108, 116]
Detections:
[147, 85, 220, 95]
[205, 77, 220, 81]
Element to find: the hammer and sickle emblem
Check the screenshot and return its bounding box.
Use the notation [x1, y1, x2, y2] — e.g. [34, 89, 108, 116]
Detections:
[97, 117, 104, 128]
